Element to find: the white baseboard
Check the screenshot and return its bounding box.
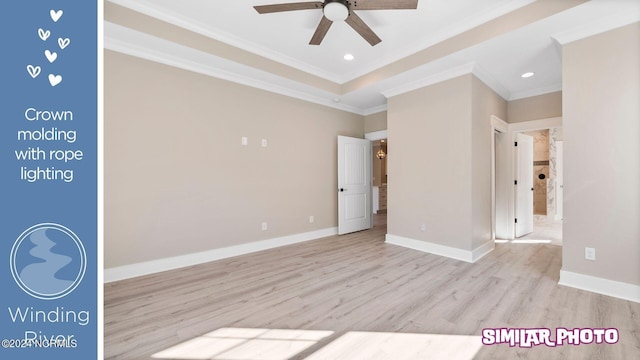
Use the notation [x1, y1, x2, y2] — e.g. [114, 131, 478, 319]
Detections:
[385, 234, 494, 263]
[105, 227, 338, 283]
[471, 240, 495, 262]
[559, 270, 640, 303]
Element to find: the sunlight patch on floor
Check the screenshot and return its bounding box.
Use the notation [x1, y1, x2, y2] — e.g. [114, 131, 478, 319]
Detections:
[151, 328, 482, 360]
[305, 331, 482, 360]
[512, 239, 551, 244]
[495, 239, 552, 244]
[151, 328, 334, 360]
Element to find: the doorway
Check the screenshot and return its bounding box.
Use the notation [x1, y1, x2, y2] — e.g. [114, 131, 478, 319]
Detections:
[515, 127, 563, 244]
[372, 139, 388, 228]
[492, 117, 563, 245]
[365, 130, 389, 229]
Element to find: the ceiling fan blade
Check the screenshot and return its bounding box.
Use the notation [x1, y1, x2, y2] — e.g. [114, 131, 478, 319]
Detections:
[350, 0, 418, 10]
[345, 12, 382, 46]
[254, 1, 323, 14]
[309, 16, 333, 45]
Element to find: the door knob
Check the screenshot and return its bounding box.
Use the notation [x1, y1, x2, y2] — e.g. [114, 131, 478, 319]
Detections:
[339, 188, 346, 192]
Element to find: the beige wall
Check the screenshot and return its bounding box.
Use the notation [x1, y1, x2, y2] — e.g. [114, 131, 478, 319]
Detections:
[388, 75, 473, 250]
[562, 23, 640, 286]
[364, 111, 388, 133]
[105, 51, 363, 268]
[507, 91, 562, 123]
[471, 77, 508, 249]
[388, 74, 505, 252]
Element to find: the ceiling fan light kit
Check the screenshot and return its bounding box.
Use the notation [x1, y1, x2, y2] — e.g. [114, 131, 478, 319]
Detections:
[323, 0, 349, 22]
[254, 0, 419, 46]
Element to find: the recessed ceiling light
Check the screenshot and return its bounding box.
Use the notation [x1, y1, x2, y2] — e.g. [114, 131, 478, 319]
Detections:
[343, 53, 354, 61]
[521, 72, 535, 78]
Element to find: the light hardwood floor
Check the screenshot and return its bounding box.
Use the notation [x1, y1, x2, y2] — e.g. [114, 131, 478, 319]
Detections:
[516, 215, 563, 246]
[105, 218, 640, 359]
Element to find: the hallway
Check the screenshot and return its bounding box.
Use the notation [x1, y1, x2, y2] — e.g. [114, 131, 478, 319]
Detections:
[515, 215, 562, 246]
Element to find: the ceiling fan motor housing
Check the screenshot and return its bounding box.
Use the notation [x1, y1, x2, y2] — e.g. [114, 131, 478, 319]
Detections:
[324, 0, 350, 21]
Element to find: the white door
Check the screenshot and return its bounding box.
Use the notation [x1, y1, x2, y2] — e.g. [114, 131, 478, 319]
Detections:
[515, 133, 534, 237]
[555, 140, 564, 221]
[338, 136, 372, 235]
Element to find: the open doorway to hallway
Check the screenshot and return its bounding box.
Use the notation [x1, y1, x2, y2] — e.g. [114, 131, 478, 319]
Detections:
[365, 129, 389, 231]
[514, 127, 563, 245]
[372, 139, 387, 229]
[516, 215, 562, 245]
[516, 127, 563, 245]
[492, 116, 563, 246]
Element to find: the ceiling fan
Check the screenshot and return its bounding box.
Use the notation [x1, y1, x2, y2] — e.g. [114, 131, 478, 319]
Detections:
[254, 0, 419, 46]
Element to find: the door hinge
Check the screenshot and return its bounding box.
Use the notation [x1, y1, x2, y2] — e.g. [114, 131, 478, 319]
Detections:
[515, 218, 518, 223]
[514, 180, 518, 185]
[514, 141, 518, 146]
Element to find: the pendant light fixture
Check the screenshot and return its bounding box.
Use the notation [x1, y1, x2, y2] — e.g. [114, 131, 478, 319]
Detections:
[376, 140, 387, 159]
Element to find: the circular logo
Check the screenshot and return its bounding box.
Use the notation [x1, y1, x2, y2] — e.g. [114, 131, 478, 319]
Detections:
[10, 223, 86, 300]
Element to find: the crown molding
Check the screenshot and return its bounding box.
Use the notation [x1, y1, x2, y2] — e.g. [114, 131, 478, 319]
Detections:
[381, 62, 476, 98]
[104, 22, 366, 115]
[552, 6, 640, 45]
[107, 0, 537, 85]
[362, 104, 388, 116]
[509, 83, 562, 101]
[107, 0, 344, 83]
[379, 60, 563, 102]
[380, 62, 513, 100]
[338, 0, 536, 82]
[472, 63, 511, 100]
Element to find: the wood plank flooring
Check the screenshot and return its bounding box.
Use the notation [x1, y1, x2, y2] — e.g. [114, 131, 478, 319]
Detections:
[104, 219, 640, 359]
